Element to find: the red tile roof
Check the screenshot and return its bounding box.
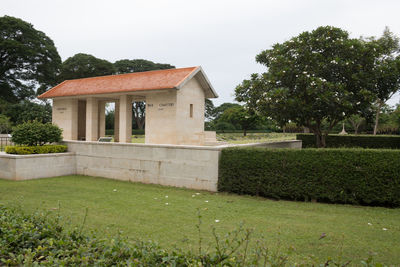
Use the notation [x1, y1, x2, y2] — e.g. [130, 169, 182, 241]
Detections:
[38, 67, 203, 99]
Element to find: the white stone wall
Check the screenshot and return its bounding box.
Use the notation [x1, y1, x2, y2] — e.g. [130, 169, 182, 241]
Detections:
[0, 152, 76, 180]
[52, 99, 78, 140]
[0, 154, 15, 180]
[145, 90, 178, 145]
[65, 141, 221, 191]
[175, 77, 206, 145]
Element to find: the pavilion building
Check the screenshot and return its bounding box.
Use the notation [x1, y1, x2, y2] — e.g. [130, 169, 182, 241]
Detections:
[38, 66, 218, 146]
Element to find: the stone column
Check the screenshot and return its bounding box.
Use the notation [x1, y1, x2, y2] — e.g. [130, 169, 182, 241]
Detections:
[98, 101, 106, 138]
[119, 95, 132, 143]
[86, 98, 99, 141]
[114, 100, 120, 142]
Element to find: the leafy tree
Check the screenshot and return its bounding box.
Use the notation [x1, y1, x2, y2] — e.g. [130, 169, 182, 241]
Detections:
[114, 59, 174, 74]
[213, 103, 241, 121]
[3, 101, 52, 125]
[369, 28, 400, 135]
[132, 102, 146, 130]
[105, 109, 114, 130]
[375, 104, 400, 134]
[347, 115, 365, 134]
[282, 122, 304, 133]
[236, 26, 377, 147]
[205, 99, 215, 121]
[0, 115, 12, 134]
[219, 106, 260, 136]
[394, 104, 400, 128]
[0, 16, 61, 102]
[59, 53, 115, 81]
[214, 121, 236, 132]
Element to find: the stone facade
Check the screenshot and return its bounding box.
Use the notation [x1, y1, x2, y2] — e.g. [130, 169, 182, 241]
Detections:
[46, 67, 218, 146]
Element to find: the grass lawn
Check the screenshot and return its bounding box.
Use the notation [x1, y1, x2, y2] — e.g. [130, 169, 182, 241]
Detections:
[128, 132, 298, 144]
[0, 176, 399, 264]
[217, 132, 297, 144]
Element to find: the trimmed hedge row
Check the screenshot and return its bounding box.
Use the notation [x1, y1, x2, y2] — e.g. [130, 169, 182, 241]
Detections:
[218, 147, 400, 207]
[297, 134, 400, 149]
[5, 145, 67, 155]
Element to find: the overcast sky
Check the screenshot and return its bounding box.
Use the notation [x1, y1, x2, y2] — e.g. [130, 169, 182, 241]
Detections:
[2, 0, 400, 106]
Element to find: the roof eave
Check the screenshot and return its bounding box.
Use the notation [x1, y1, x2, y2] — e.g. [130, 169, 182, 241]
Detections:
[175, 66, 218, 98]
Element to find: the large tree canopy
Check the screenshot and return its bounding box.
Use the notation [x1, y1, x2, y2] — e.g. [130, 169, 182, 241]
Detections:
[369, 28, 400, 134]
[2, 100, 52, 125]
[59, 53, 115, 81]
[114, 59, 175, 74]
[236, 26, 378, 147]
[219, 105, 260, 136]
[0, 16, 61, 102]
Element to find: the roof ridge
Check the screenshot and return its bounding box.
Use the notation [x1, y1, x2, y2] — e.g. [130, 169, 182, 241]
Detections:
[61, 66, 197, 83]
[174, 66, 200, 88]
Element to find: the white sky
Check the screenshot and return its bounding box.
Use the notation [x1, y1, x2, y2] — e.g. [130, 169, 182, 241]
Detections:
[2, 0, 400, 107]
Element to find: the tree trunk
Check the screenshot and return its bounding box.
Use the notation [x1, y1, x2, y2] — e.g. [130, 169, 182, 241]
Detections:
[373, 101, 383, 135]
[135, 117, 145, 130]
[243, 128, 247, 136]
[350, 121, 361, 134]
[314, 132, 326, 148]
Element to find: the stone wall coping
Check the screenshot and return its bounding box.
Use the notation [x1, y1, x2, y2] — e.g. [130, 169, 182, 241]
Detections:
[63, 140, 225, 151]
[63, 139, 301, 151]
[0, 152, 75, 159]
[219, 140, 302, 148]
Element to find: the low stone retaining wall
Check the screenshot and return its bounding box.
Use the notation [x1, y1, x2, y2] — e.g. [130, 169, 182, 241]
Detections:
[0, 140, 301, 191]
[0, 152, 76, 180]
[65, 141, 221, 191]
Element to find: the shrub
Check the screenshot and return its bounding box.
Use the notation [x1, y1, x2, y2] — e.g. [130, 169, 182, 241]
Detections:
[5, 145, 67, 154]
[297, 133, 400, 149]
[218, 147, 400, 207]
[11, 121, 62, 146]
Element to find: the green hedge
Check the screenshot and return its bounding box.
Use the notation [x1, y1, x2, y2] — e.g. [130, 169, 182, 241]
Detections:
[5, 145, 67, 155]
[218, 147, 400, 207]
[297, 134, 400, 149]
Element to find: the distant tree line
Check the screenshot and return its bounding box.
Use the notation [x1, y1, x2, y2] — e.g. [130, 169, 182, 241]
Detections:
[204, 99, 400, 136]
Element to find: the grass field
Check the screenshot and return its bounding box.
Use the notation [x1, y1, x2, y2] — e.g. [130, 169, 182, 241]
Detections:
[128, 132, 297, 144]
[216, 132, 297, 144]
[0, 176, 399, 264]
